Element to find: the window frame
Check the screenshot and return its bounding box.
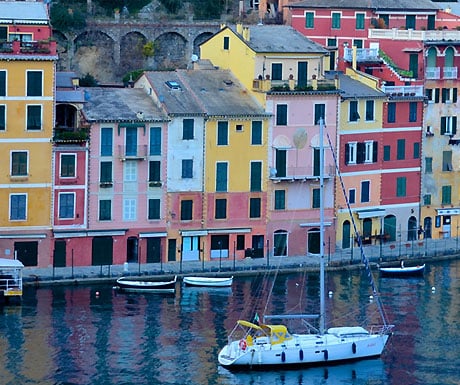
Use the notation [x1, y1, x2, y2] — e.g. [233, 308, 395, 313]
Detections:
[11, 151, 28, 177]
[251, 121, 262, 145]
[99, 199, 112, 221]
[26, 104, 42, 130]
[60, 153, 76, 178]
[216, 162, 228, 192]
[26, 70, 43, 97]
[332, 12, 341, 29]
[360, 180, 370, 203]
[58, 192, 75, 219]
[274, 189, 285, 210]
[181, 199, 193, 220]
[0, 104, 5, 131]
[182, 159, 193, 179]
[356, 13, 365, 30]
[276, 104, 288, 126]
[101, 127, 113, 156]
[9, 193, 27, 221]
[215, 198, 227, 219]
[123, 198, 137, 221]
[249, 197, 261, 218]
[182, 119, 194, 140]
[148, 198, 161, 220]
[305, 11, 314, 28]
[217, 121, 229, 146]
[349, 100, 359, 122]
[396, 177, 407, 197]
[149, 126, 161, 155]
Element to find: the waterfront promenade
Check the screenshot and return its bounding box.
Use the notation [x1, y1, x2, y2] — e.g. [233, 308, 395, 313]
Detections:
[22, 235, 460, 286]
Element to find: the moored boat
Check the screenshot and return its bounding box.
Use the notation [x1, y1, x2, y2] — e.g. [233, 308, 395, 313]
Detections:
[0, 258, 24, 304]
[116, 275, 177, 293]
[379, 261, 425, 277]
[183, 276, 233, 287]
[218, 118, 393, 370]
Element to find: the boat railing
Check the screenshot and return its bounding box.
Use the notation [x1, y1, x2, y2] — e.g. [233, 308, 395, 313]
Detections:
[369, 324, 394, 335]
[0, 275, 22, 292]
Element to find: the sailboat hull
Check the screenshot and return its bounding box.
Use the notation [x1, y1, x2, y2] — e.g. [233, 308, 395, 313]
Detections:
[218, 332, 389, 369]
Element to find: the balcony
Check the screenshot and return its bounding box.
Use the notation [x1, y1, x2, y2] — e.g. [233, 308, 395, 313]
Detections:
[381, 85, 424, 97]
[270, 165, 335, 182]
[254, 77, 338, 93]
[0, 39, 57, 56]
[443, 67, 458, 79]
[425, 67, 440, 80]
[53, 126, 89, 143]
[344, 47, 379, 62]
[369, 28, 460, 42]
[118, 145, 148, 160]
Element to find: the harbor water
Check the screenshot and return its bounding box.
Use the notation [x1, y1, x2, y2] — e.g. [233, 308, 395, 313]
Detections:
[0, 258, 459, 385]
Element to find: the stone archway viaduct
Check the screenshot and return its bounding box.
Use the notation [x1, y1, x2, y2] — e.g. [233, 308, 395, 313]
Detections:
[55, 20, 221, 83]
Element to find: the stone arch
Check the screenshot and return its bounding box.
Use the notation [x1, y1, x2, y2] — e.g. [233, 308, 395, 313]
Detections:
[193, 32, 214, 56]
[119, 31, 148, 77]
[154, 32, 188, 70]
[53, 30, 70, 71]
[73, 31, 116, 83]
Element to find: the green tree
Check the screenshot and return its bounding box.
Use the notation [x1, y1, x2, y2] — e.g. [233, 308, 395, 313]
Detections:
[50, 4, 87, 31]
[191, 0, 224, 19]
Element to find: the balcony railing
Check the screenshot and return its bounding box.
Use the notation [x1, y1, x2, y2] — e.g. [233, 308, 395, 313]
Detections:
[381, 85, 424, 97]
[270, 165, 335, 182]
[425, 67, 440, 80]
[118, 145, 148, 160]
[53, 127, 89, 143]
[344, 47, 379, 62]
[254, 77, 337, 93]
[443, 67, 458, 79]
[369, 28, 460, 42]
[0, 39, 57, 56]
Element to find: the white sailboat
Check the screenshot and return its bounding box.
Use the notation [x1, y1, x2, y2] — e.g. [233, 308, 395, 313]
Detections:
[218, 119, 394, 369]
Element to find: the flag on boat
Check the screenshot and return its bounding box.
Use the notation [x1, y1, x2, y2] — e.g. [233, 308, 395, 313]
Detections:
[254, 313, 260, 325]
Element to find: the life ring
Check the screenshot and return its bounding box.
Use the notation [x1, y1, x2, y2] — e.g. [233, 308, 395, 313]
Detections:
[239, 339, 247, 351]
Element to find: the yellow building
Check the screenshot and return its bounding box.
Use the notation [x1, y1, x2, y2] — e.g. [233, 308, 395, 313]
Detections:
[0, 2, 57, 266]
[200, 24, 329, 106]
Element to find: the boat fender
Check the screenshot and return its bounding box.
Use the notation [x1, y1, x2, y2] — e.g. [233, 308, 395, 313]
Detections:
[352, 342, 357, 354]
[324, 350, 329, 361]
[239, 339, 247, 351]
[299, 349, 304, 361]
[281, 351, 286, 362]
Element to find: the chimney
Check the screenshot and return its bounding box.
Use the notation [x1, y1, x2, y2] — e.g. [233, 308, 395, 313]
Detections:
[236, 23, 243, 35]
[242, 27, 250, 41]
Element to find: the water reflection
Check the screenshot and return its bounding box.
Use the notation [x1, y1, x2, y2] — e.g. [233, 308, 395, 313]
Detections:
[218, 358, 386, 385]
[0, 259, 458, 384]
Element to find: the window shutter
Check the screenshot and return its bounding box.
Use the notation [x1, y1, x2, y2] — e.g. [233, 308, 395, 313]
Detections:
[435, 88, 440, 103]
[372, 141, 378, 162]
[453, 88, 458, 103]
[442, 88, 447, 103]
[441, 117, 446, 135]
[453, 116, 457, 135]
[356, 142, 365, 164]
[345, 144, 349, 165]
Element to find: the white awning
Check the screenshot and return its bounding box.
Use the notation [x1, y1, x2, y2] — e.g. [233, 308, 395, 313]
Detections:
[357, 209, 386, 219]
[180, 230, 208, 236]
[139, 232, 168, 238]
[436, 208, 460, 215]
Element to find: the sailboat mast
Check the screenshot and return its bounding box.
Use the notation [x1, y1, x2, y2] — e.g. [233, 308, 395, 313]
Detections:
[319, 117, 325, 335]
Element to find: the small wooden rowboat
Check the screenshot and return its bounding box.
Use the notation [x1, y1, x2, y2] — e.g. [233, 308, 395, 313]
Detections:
[116, 276, 177, 293]
[183, 276, 233, 287]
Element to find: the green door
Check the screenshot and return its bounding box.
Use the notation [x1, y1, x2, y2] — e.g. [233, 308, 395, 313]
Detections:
[91, 236, 113, 266]
[53, 240, 66, 267]
[409, 54, 418, 79]
[147, 237, 161, 263]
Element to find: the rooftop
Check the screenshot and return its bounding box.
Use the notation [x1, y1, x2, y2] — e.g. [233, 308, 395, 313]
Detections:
[0, 1, 50, 24]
